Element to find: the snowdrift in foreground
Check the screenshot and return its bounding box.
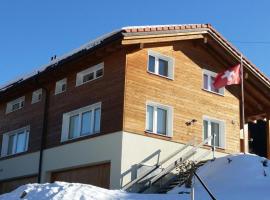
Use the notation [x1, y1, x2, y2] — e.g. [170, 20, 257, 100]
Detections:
[0, 182, 180, 200]
[1, 154, 270, 200]
[169, 153, 270, 200]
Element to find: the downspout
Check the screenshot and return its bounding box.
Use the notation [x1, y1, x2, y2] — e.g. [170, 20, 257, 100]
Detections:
[35, 74, 50, 183]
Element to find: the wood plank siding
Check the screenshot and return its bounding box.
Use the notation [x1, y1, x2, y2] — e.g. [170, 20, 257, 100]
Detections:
[51, 163, 110, 189]
[0, 176, 37, 194]
[123, 40, 241, 153]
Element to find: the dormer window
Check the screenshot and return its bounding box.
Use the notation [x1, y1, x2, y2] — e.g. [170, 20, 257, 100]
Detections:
[147, 50, 174, 79]
[6, 96, 25, 114]
[76, 63, 104, 86]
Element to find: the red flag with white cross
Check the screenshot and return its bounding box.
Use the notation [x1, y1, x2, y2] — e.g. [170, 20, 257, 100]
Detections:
[213, 64, 241, 89]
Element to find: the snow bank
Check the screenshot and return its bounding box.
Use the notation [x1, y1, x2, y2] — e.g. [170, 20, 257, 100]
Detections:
[169, 154, 270, 200]
[0, 182, 180, 200]
[1, 154, 269, 200]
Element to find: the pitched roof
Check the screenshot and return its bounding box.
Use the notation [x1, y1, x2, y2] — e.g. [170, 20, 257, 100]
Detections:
[1, 24, 269, 93]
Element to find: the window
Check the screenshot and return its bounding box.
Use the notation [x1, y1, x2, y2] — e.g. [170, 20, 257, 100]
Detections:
[6, 96, 25, 114]
[1, 126, 30, 157]
[146, 101, 173, 137]
[55, 78, 67, 95]
[61, 102, 101, 141]
[76, 63, 104, 86]
[32, 89, 42, 104]
[147, 50, 174, 79]
[203, 69, 225, 95]
[203, 116, 225, 148]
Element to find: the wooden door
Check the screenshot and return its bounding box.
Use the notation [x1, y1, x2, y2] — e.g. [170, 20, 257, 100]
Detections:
[0, 176, 37, 194]
[51, 163, 110, 189]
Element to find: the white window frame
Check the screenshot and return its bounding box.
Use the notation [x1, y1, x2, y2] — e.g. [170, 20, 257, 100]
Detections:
[202, 69, 225, 95]
[145, 101, 173, 137]
[1, 126, 30, 157]
[61, 102, 102, 142]
[31, 89, 42, 104]
[6, 96, 25, 114]
[147, 50, 174, 79]
[55, 78, 67, 95]
[76, 63, 104, 86]
[203, 116, 226, 149]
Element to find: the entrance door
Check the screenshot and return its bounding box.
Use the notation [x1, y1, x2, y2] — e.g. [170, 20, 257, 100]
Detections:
[51, 163, 110, 189]
[248, 120, 267, 157]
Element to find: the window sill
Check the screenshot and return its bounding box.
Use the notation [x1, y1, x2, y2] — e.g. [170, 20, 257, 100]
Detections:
[144, 130, 172, 139]
[201, 88, 224, 97]
[61, 132, 100, 143]
[203, 144, 225, 151]
[0, 151, 28, 160]
[147, 71, 173, 81]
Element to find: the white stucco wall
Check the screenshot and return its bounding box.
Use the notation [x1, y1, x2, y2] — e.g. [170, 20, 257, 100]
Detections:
[0, 151, 39, 181]
[41, 131, 123, 189]
[120, 132, 228, 187]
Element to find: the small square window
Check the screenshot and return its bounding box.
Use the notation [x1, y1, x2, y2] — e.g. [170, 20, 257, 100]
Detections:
[6, 97, 25, 114]
[147, 50, 174, 79]
[203, 70, 224, 95]
[146, 102, 173, 137]
[32, 89, 42, 104]
[76, 63, 104, 86]
[1, 126, 30, 157]
[55, 78, 67, 95]
[203, 116, 225, 148]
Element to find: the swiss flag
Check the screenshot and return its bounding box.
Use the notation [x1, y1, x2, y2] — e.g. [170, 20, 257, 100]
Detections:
[213, 64, 241, 89]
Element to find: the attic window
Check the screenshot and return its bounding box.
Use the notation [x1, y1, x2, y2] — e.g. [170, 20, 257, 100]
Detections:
[76, 63, 104, 86]
[31, 89, 42, 104]
[203, 69, 225, 95]
[55, 78, 67, 95]
[6, 96, 25, 114]
[147, 50, 174, 79]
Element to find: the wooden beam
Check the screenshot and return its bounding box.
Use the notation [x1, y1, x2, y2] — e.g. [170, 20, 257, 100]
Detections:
[122, 34, 204, 45]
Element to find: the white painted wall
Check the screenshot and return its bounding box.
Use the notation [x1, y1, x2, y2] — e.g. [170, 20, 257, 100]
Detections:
[41, 132, 123, 189]
[120, 132, 227, 187]
[0, 152, 39, 181]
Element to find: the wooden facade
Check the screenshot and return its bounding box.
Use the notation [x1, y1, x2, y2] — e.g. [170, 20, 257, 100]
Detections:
[123, 40, 240, 154]
[0, 24, 269, 192]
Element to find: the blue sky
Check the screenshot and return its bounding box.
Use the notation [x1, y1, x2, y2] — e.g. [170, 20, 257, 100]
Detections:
[0, 0, 269, 86]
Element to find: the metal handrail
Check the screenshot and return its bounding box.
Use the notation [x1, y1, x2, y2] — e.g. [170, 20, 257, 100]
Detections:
[146, 136, 212, 187]
[122, 138, 195, 190]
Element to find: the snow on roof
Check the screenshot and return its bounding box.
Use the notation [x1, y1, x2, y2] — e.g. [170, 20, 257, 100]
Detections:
[0, 29, 122, 92]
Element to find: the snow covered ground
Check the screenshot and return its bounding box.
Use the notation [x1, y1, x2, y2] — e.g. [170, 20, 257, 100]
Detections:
[0, 154, 269, 200]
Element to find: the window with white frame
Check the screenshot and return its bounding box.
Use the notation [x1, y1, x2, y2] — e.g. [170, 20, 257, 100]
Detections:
[61, 102, 101, 141]
[147, 50, 174, 79]
[1, 126, 30, 157]
[203, 116, 225, 148]
[55, 78, 67, 95]
[146, 101, 173, 136]
[76, 63, 104, 86]
[6, 96, 25, 114]
[203, 69, 225, 95]
[32, 89, 42, 104]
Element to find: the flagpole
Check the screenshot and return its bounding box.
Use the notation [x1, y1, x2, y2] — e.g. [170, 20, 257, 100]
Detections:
[240, 54, 246, 153]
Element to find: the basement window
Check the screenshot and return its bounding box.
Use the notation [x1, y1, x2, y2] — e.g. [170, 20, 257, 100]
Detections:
[147, 50, 174, 79]
[203, 69, 225, 95]
[31, 89, 42, 104]
[76, 63, 104, 86]
[1, 126, 30, 157]
[61, 102, 101, 141]
[146, 101, 173, 137]
[203, 116, 225, 148]
[6, 96, 25, 114]
[55, 78, 67, 95]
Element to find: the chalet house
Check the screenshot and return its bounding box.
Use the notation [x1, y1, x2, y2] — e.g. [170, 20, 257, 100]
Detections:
[0, 24, 269, 194]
